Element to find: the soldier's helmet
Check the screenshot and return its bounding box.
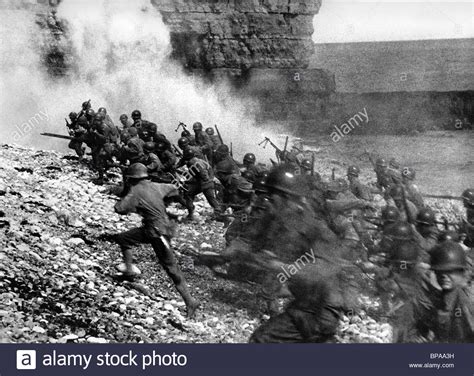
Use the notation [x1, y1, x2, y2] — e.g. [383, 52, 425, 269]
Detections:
[183, 148, 195, 160]
[416, 207, 436, 226]
[181, 130, 191, 137]
[253, 177, 268, 194]
[77, 115, 88, 126]
[382, 206, 400, 223]
[438, 231, 460, 243]
[347, 165, 360, 177]
[128, 127, 138, 137]
[264, 165, 301, 196]
[193, 122, 203, 131]
[243, 153, 256, 165]
[69, 112, 77, 120]
[98, 107, 107, 115]
[389, 242, 419, 264]
[461, 188, 474, 208]
[300, 159, 312, 171]
[241, 170, 254, 182]
[177, 137, 189, 149]
[126, 163, 148, 179]
[205, 127, 214, 136]
[156, 142, 167, 152]
[86, 109, 95, 118]
[143, 142, 155, 153]
[389, 185, 404, 200]
[131, 110, 142, 120]
[216, 144, 230, 155]
[93, 114, 104, 123]
[387, 221, 412, 241]
[430, 241, 467, 272]
[376, 158, 388, 168]
[402, 167, 416, 181]
[82, 101, 91, 109]
[389, 158, 400, 169]
[119, 114, 128, 121]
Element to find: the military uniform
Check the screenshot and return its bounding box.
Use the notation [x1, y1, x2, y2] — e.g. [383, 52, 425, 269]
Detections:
[114, 178, 198, 316]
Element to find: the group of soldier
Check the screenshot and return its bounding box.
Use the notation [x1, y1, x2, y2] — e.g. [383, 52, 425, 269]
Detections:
[62, 100, 473, 343]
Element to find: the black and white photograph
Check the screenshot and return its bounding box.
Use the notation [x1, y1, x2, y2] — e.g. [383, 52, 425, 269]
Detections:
[0, 0, 473, 356]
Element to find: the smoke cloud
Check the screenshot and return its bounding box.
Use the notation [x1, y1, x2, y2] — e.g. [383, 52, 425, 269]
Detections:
[1, 0, 280, 161]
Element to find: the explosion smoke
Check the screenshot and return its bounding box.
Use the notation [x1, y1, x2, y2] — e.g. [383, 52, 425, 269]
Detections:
[0, 0, 282, 161]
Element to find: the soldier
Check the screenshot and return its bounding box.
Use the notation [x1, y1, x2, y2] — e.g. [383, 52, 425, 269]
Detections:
[388, 185, 418, 223]
[460, 189, 474, 248]
[242, 153, 268, 183]
[119, 114, 133, 129]
[156, 141, 177, 173]
[412, 207, 439, 258]
[346, 165, 372, 201]
[131, 110, 158, 142]
[176, 137, 204, 169]
[373, 158, 393, 191]
[143, 142, 164, 180]
[402, 167, 424, 209]
[422, 241, 474, 342]
[66, 112, 86, 160]
[205, 127, 221, 152]
[192, 122, 213, 161]
[181, 130, 196, 146]
[113, 163, 199, 318]
[374, 241, 433, 343]
[122, 127, 145, 165]
[250, 260, 359, 343]
[182, 148, 222, 221]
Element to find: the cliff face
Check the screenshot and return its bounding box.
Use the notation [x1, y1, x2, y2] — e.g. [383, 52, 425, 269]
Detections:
[152, 0, 335, 130]
[153, 0, 321, 72]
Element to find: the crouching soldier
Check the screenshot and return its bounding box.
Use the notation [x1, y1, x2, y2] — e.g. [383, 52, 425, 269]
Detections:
[250, 260, 359, 343]
[113, 163, 200, 318]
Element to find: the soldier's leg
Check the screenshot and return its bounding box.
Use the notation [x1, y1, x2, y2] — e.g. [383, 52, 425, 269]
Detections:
[114, 227, 148, 275]
[249, 311, 302, 343]
[151, 236, 199, 317]
[202, 186, 221, 213]
[184, 184, 199, 218]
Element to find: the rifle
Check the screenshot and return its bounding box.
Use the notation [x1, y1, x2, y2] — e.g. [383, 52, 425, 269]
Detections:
[311, 153, 315, 177]
[230, 142, 233, 158]
[77, 99, 91, 118]
[41, 132, 73, 140]
[258, 137, 283, 163]
[283, 136, 289, 155]
[65, 118, 71, 128]
[214, 124, 224, 145]
[175, 122, 188, 133]
[172, 144, 183, 158]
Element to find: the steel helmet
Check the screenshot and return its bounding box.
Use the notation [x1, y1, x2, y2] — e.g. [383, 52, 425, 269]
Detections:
[143, 142, 156, 152]
[126, 163, 148, 179]
[461, 188, 474, 207]
[264, 165, 301, 196]
[300, 159, 312, 171]
[438, 231, 460, 243]
[178, 137, 190, 149]
[193, 122, 203, 131]
[382, 206, 400, 223]
[387, 221, 412, 241]
[430, 241, 467, 271]
[243, 153, 256, 165]
[253, 177, 268, 194]
[376, 158, 388, 168]
[181, 130, 191, 137]
[389, 158, 400, 169]
[156, 142, 167, 152]
[98, 107, 107, 114]
[347, 165, 360, 177]
[82, 101, 91, 109]
[205, 127, 214, 136]
[416, 207, 436, 226]
[183, 148, 195, 160]
[389, 242, 419, 264]
[69, 112, 77, 120]
[131, 110, 141, 120]
[241, 170, 254, 182]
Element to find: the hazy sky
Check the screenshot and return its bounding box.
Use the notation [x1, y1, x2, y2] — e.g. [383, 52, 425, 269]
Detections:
[313, 0, 474, 43]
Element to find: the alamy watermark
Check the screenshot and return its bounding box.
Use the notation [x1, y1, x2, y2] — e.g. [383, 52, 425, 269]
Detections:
[13, 108, 50, 142]
[330, 107, 369, 143]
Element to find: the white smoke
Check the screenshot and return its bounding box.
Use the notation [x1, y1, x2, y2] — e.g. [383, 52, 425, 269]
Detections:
[0, 0, 282, 161]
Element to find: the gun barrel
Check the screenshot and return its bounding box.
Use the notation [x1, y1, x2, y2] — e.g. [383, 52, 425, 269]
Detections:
[40, 132, 73, 140]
